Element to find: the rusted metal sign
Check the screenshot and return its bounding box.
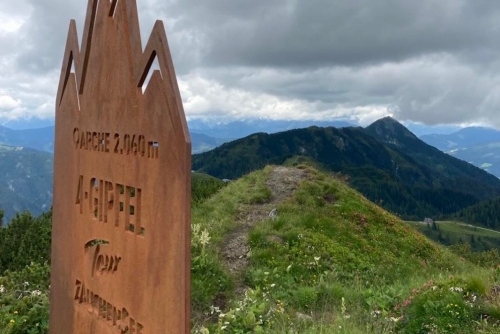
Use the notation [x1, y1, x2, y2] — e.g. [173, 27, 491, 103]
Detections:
[50, 0, 191, 333]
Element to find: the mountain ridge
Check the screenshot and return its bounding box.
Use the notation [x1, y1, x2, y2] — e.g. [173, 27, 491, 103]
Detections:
[193, 118, 500, 220]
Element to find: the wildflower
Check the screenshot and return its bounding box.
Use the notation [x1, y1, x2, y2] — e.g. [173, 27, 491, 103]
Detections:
[314, 256, 321, 262]
[200, 229, 211, 246]
[341, 297, 347, 315]
[23, 281, 29, 287]
[31, 290, 42, 297]
[210, 305, 220, 314]
[0, 285, 4, 293]
[286, 264, 292, 272]
[10, 319, 15, 324]
[192, 224, 201, 236]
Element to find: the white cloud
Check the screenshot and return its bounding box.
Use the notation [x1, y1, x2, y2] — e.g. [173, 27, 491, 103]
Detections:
[179, 72, 395, 125]
[179, 74, 315, 119]
[0, 15, 25, 34]
[0, 95, 21, 110]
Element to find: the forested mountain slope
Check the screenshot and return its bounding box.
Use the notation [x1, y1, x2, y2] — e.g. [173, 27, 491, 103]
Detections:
[193, 118, 500, 219]
[0, 145, 53, 223]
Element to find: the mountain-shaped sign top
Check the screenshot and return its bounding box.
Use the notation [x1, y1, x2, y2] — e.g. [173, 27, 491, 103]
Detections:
[51, 1, 191, 333]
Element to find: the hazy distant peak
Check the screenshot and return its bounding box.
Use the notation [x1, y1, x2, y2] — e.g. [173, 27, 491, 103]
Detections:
[0, 144, 23, 152]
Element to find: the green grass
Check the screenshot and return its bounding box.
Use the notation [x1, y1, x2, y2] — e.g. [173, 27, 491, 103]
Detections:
[407, 220, 500, 251]
[190, 167, 274, 326]
[191, 166, 500, 333]
[191, 172, 227, 203]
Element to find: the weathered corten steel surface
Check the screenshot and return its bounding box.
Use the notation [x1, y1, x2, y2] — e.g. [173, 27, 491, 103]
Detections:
[50, 0, 191, 333]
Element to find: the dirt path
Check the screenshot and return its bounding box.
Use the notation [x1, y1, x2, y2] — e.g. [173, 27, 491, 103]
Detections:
[221, 166, 309, 286]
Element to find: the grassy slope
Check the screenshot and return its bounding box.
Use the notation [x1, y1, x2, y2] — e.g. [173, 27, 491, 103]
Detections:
[191, 172, 227, 203]
[191, 166, 500, 333]
[407, 220, 500, 252]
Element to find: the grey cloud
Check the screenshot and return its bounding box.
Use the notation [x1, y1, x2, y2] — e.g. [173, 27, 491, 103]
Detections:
[192, 51, 500, 127]
[4, 0, 500, 128]
[14, 0, 83, 74]
[166, 0, 500, 69]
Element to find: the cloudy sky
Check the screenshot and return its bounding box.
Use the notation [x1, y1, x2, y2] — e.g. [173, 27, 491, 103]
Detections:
[2, 0, 500, 128]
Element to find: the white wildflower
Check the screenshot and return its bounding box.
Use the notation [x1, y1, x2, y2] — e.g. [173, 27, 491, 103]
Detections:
[198, 327, 209, 334]
[200, 229, 211, 246]
[23, 282, 29, 287]
[192, 224, 201, 236]
[31, 290, 42, 297]
[314, 256, 321, 262]
[209, 305, 221, 315]
[0, 285, 4, 293]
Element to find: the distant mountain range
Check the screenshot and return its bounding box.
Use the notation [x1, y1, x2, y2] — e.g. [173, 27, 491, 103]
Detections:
[188, 119, 354, 139]
[193, 117, 500, 220]
[0, 125, 54, 153]
[420, 127, 500, 178]
[0, 145, 53, 224]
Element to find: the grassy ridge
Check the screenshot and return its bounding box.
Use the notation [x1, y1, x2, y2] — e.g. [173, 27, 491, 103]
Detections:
[191, 166, 500, 333]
